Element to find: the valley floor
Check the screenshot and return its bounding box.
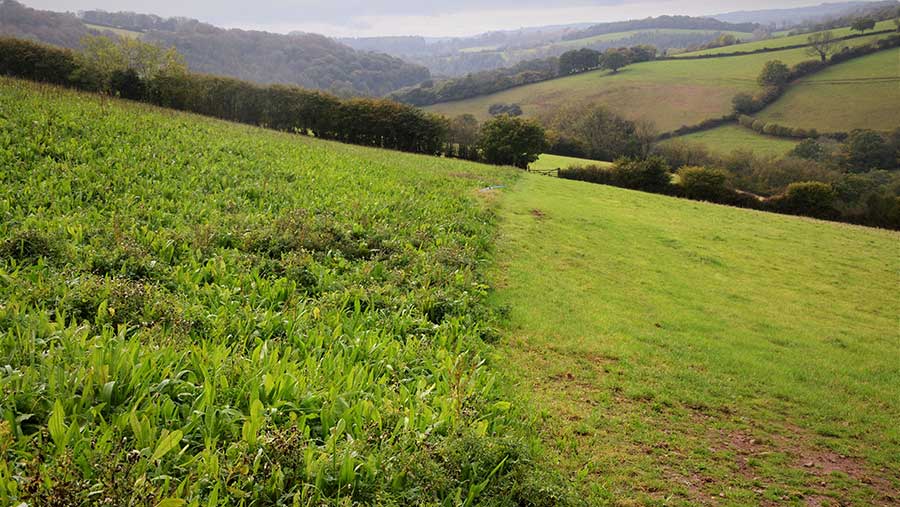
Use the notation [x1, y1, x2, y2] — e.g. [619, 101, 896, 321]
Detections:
[489, 174, 900, 506]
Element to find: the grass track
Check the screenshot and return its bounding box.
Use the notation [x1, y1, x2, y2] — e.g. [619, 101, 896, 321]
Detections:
[490, 174, 900, 506]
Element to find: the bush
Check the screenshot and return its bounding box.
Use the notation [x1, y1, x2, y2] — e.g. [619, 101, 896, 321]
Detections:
[732, 93, 757, 114]
[789, 139, 826, 160]
[758, 60, 791, 87]
[772, 181, 838, 218]
[738, 115, 755, 128]
[609, 156, 673, 192]
[478, 115, 548, 168]
[751, 119, 767, 133]
[678, 166, 731, 201]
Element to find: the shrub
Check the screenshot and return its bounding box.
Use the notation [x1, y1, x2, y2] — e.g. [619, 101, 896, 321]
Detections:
[758, 60, 791, 87]
[651, 140, 713, 169]
[762, 123, 778, 135]
[678, 166, 731, 201]
[789, 139, 826, 160]
[609, 156, 673, 192]
[732, 93, 757, 114]
[738, 115, 755, 128]
[773, 181, 838, 218]
[478, 115, 548, 168]
[751, 119, 767, 133]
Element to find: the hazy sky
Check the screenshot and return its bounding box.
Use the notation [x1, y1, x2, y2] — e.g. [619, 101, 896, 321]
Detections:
[27, 1, 850, 37]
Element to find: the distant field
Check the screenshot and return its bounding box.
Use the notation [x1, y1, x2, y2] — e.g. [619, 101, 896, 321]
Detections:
[424, 33, 892, 132]
[677, 20, 896, 57]
[493, 174, 900, 505]
[459, 29, 753, 61]
[665, 124, 800, 157]
[84, 23, 143, 39]
[758, 48, 900, 133]
[531, 153, 612, 170]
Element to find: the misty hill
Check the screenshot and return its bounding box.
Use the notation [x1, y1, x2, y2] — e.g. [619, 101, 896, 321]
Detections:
[0, 1, 430, 96]
[714, 1, 899, 28]
[560, 15, 760, 41]
[342, 16, 759, 77]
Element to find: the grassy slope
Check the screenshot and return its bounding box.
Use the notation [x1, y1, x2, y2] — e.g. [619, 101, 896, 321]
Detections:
[425, 32, 890, 132]
[676, 20, 896, 57]
[0, 78, 572, 506]
[758, 48, 900, 132]
[664, 124, 800, 157]
[531, 153, 612, 170]
[424, 34, 887, 131]
[491, 174, 900, 506]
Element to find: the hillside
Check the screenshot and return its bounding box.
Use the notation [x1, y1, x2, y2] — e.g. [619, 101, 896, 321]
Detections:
[676, 19, 897, 57]
[757, 47, 900, 132]
[342, 16, 760, 77]
[0, 1, 430, 96]
[493, 174, 900, 505]
[423, 30, 896, 133]
[0, 77, 573, 505]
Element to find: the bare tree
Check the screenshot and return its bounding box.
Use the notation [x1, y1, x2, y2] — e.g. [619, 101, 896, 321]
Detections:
[806, 31, 838, 62]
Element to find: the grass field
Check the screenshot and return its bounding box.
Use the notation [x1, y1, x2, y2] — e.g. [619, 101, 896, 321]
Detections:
[530, 153, 612, 170]
[664, 124, 801, 157]
[491, 174, 900, 506]
[0, 78, 577, 506]
[424, 35, 890, 132]
[676, 20, 896, 57]
[758, 48, 900, 133]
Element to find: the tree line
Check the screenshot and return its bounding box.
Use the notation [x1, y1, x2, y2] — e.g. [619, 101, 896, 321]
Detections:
[0, 36, 447, 155]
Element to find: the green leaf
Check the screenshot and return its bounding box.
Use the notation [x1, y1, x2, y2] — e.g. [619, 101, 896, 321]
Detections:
[48, 400, 68, 451]
[151, 429, 183, 462]
[156, 499, 186, 507]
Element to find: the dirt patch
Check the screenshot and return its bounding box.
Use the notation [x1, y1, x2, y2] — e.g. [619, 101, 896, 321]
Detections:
[530, 208, 546, 219]
[716, 426, 899, 506]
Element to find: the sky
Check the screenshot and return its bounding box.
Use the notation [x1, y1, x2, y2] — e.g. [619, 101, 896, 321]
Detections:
[27, 0, 856, 37]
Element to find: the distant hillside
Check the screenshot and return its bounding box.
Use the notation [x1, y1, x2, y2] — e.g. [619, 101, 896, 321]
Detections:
[342, 18, 756, 77]
[714, 1, 898, 28]
[0, 0, 88, 47]
[0, 1, 430, 96]
[561, 15, 760, 42]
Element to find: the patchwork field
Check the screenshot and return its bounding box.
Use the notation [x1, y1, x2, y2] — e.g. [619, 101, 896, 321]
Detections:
[491, 174, 900, 506]
[677, 20, 897, 57]
[424, 36, 892, 132]
[757, 48, 900, 133]
[665, 124, 800, 157]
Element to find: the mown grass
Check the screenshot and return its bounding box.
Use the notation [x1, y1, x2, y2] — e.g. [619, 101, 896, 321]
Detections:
[0, 78, 582, 506]
[758, 48, 900, 133]
[677, 20, 897, 57]
[530, 153, 612, 170]
[424, 33, 892, 132]
[664, 124, 800, 157]
[490, 174, 900, 506]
